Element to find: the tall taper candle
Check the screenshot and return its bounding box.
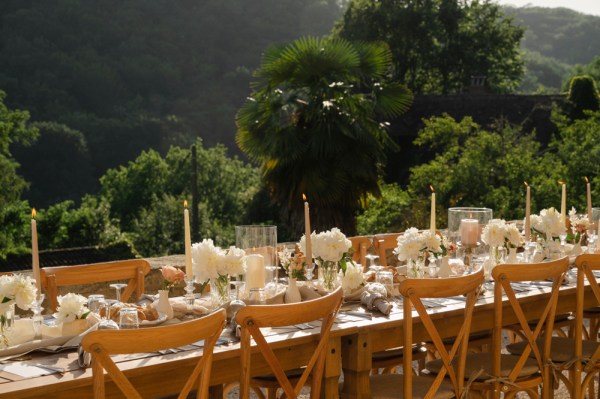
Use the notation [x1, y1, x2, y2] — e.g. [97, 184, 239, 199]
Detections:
[184, 200, 192, 278]
[303, 194, 313, 264]
[586, 177, 592, 222]
[560, 182, 566, 226]
[430, 185, 436, 233]
[31, 209, 41, 300]
[525, 182, 531, 242]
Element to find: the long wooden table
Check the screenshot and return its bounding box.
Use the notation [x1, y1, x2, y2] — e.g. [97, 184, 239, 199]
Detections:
[0, 274, 595, 399]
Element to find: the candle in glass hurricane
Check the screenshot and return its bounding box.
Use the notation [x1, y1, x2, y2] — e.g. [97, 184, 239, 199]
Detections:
[245, 253, 265, 290]
[460, 219, 479, 245]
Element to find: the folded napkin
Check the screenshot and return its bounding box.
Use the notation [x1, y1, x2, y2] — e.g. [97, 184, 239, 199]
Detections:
[168, 297, 209, 319]
[360, 291, 392, 316]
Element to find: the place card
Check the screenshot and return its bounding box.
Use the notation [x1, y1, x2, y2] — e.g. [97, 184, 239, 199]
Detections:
[0, 362, 59, 378]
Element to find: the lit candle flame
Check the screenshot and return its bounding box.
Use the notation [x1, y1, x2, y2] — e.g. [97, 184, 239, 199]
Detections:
[558, 180, 566, 185]
[585, 176, 589, 184]
[302, 193, 307, 202]
[184, 199, 188, 209]
[429, 185, 435, 193]
[31, 208, 36, 219]
[524, 181, 528, 187]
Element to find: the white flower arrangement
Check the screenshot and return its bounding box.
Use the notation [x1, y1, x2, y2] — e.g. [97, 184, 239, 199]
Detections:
[338, 261, 365, 292]
[191, 239, 247, 283]
[482, 219, 522, 249]
[530, 207, 565, 241]
[0, 274, 37, 313]
[53, 293, 89, 324]
[299, 227, 353, 273]
[394, 228, 442, 262]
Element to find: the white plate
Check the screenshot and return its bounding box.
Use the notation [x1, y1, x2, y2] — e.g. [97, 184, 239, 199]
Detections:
[140, 312, 167, 327]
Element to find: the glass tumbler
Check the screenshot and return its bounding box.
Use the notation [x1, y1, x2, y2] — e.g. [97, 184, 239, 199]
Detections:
[119, 307, 139, 329]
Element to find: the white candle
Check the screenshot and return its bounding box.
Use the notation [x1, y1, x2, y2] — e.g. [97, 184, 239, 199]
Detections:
[525, 183, 531, 242]
[245, 253, 265, 290]
[184, 200, 192, 279]
[460, 219, 479, 245]
[31, 209, 41, 300]
[430, 187, 436, 233]
[586, 178, 592, 222]
[303, 194, 313, 264]
[560, 182, 566, 226]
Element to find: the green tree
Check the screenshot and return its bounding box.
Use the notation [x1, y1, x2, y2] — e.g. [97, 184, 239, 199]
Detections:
[334, 0, 525, 94]
[236, 37, 412, 235]
[405, 115, 564, 227]
[565, 75, 600, 120]
[551, 110, 600, 212]
[0, 90, 38, 206]
[356, 182, 412, 234]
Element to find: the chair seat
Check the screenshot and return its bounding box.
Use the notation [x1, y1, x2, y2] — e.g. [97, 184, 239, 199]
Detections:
[527, 312, 573, 326]
[583, 306, 600, 315]
[370, 373, 455, 399]
[252, 367, 305, 382]
[441, 330, 492, 346]
[372, 344, 426, 361]
[506, 337, 600, 363]
[427, 352, 539, 380]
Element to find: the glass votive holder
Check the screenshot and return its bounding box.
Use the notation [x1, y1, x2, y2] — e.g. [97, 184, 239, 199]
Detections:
[378, 271, 394, 296]
[119, 307, 139, 329]
[248, 288, 266, 305]
[448, 207, 493, 244]
[87, 294, 105, 314]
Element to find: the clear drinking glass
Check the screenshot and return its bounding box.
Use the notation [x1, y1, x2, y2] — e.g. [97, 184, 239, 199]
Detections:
[248, 288, 266, 305]
[378, 271, 394, 296]
[119, 307, 139, 329]
[87, 294, 105, 315]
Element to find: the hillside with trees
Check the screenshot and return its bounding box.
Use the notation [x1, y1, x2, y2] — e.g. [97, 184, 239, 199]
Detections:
[502, 6, 600, 93]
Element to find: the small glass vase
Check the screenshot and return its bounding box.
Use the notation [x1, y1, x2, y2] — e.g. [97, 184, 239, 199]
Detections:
[407, 258, 425, 278]
[319, 260, 340, 292]
[0, 303, 15, 348]
[210, 274, 231, 308]
[490, 246, 506, 265]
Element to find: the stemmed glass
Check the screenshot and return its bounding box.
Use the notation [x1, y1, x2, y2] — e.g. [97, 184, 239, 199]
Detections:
[32, 294, 45, 339]
[110, 283, 128, 304]
[305, 259, 315, 287]
[98, 299, 119, 330]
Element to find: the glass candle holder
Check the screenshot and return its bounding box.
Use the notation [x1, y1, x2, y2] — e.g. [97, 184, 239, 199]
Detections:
[236, 225, 278, 294]
[447, 207, 493, 245]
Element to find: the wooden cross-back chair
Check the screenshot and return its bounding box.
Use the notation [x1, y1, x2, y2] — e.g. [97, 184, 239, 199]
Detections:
[373, 233, 401, 267]
[80, 309, 226, 399]
[236, 286, 343, 399]
[508, 254, 600, 398]
[349, 236, 372, 270]
[465, 257, 569, 399]
[369, 268, 484, 399]
[40, 259, 151, 312]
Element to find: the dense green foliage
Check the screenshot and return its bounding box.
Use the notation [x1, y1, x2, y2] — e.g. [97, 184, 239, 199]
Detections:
[236, 37, 412, 235]
[0, 0, 348, 205]
[356, 109, 600, 235]
[334, 0, 524, 94]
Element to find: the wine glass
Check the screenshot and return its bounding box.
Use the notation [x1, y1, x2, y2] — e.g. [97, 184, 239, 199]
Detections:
[305, 259, 315, 286]
[98, 299, 119, 330]
[110, 283, 128, 304]
[587, 229, 598, 252]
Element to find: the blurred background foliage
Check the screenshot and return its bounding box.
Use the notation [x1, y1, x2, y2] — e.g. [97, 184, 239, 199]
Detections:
[1, 0, 600, 261]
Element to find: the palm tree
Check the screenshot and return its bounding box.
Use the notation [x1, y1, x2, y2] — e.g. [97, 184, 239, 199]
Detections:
[236, 37, 412, 236]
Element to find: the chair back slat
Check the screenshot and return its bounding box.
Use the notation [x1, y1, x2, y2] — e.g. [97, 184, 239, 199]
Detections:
[490, 257, 568, 394]
[401, 268, 484, 398]
[40, 259, 151, 312]
[236, 287, 343, 399]
[81, 309, 226, 399]
[349, 236, 372, 269]
[373, 233, 401, 267]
